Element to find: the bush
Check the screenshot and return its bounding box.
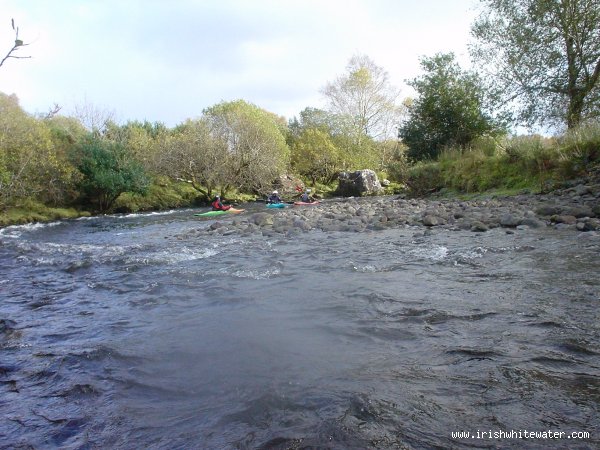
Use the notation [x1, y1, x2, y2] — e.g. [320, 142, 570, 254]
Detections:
[112, 179, 199, 212]
[558, 121, 600, 177]
[405, 162, 444, 196]
[71, 136, 149, 212]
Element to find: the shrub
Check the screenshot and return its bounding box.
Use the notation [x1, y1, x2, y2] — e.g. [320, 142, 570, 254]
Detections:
[405, 162, 443, 196]
[71, 136, 149, 212]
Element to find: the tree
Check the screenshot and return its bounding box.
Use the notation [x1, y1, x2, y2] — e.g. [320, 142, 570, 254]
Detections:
[291, 128, 342, 185]
[399, 53, 503, 161]
[288, 106, 379, 173]
[155, 119, 225, 199]
[203, 100, 290, 194]
[0, 19, 31, 69]
[0, 93, 77, 208]
[72, 137, 149, 212]
[321, 54, 402, 143]
[471, 0, 600, 129]
[72, 99, 116, 136]
[288, 107, 337, 143]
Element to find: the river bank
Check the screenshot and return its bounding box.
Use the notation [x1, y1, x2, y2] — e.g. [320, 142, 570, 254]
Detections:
[186, 177, 600, 238]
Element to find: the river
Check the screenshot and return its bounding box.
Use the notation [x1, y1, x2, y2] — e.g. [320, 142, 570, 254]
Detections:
[1, 204, 599, 449]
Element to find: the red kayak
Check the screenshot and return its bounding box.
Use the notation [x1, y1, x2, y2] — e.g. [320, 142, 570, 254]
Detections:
[293, 201, 320, 206]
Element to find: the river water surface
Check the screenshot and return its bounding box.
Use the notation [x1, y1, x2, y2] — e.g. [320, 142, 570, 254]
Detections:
[1, 205, 599, 449]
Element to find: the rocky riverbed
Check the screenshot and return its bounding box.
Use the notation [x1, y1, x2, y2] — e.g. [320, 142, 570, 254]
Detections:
[184, 180, 600, 239]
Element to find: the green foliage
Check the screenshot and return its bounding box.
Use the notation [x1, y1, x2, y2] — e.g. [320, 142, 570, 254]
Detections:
[0, 93, 78, 209]
[404, 125, 600, 196]
[113, 178, 199, 213]
[558, 120, 600, 176]
[154, 118, 225, 199]
[72, 136, 149, 212]
[386, 144, 410, 183]
[400, 53, 504, 161]
[471, 0, 600, 129]
[321, 54, 401, 141]
[0, 199, 89, 226]
[203, 100, 290, 194]
[405, 162, 444, 196]
[291, 128, 342, 185]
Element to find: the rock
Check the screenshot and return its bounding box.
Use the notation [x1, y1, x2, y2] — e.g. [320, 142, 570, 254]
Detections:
[574, 184, 592, 196]
[500, 213, 520, 227]
[422, 215, 439, 226]
[551, 215, 577, 224]
[249, 212, 273, 226]
[554, 223, 575, 231]
[563, 206, 593, 218]
[578, 218, 600, 231]
[293, 218, 311, 231]
[470, 221, 489, 232]
[520, 217, 546, 228]
[337, 169, 383, 197]
[536, 205, 561, 216]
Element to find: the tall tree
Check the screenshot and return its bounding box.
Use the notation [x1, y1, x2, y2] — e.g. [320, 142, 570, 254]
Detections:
[155, 119, 225, 199]
[291, 128, 342, 186]
[471, 0, 600, 129]
[203, 100, 290, 194]
[321, 54, 401, 143]
[399, 53, 503, 161]
[0, 93, 77, 208]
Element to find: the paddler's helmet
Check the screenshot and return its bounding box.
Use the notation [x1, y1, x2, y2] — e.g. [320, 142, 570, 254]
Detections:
[272, 190, 278, 194]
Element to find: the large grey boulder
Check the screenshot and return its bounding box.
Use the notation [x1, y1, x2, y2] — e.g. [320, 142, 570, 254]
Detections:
[337, 169, 383, 197]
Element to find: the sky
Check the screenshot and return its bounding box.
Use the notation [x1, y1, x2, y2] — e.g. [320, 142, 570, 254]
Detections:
[0, 0, 479, 127]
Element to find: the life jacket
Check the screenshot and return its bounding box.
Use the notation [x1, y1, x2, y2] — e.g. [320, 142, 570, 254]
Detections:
[211, 198, 224, 210]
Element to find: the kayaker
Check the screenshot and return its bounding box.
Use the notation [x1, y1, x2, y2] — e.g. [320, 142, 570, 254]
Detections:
[300, 189, 312, 203]
[267, 190, 281, 204]
[211, 195, 231, 211]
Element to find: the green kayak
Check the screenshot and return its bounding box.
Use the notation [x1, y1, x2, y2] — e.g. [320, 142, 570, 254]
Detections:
[194, 208, 245, 217]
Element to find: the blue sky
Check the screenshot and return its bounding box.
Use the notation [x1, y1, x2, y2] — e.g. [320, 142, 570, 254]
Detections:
[1, 0, 478, 126]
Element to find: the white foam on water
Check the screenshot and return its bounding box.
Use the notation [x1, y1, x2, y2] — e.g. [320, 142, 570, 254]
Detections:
[0, 221, 62, 239]
[229, 267, 281, 279]
[213, 264, 281, 279]
[458, 246, 488, 260]
[353, 264, 378, 273]
[124, 246, 220, 266]
[162, 246, 219, 264]
[75, 216, 97, 221]
[114, 209, 180, 219]
[409, 245, 449, 261]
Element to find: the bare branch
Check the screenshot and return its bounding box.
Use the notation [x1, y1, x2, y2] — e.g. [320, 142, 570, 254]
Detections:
[0, 19, 32, 69]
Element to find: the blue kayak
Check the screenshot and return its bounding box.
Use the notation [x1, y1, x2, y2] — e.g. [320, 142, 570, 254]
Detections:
[266, 203, 286, 208]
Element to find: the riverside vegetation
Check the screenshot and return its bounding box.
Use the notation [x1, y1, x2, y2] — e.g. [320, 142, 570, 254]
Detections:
[1, 85, 599, 229]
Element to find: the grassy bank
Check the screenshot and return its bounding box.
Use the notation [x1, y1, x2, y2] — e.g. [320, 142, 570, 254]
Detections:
[405, 122, 600, 197]
[0, 199, 91, 227]
[0, 178, 262, 227]
[0, 178, 201, 227]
